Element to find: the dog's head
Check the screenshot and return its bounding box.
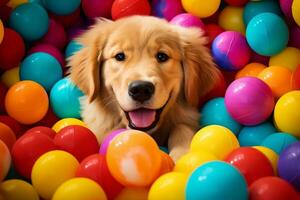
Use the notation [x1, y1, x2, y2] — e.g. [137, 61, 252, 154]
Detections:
[69, 16, 219, 132]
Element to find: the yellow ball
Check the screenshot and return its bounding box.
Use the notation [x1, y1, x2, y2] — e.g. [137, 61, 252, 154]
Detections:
[52, 118, 86, 133]
[218, 6, 245, 34]
[0, 179, 39, 200]
[0, 20, 4, 44]
[148, 172, 188, 200]
[7, 0, 28, 8]
[292, 0, 300, 27]
[253, 146, 278, 175]
[181, 0, 221, 18]
[190, 125, 240, 159]
[31, 150, 79, 200]
[274, 91, 300, 138]
[114, 187, 149, 200]
[174, 151, 218, 174]
[52, 178, 107, 200]
[269, 47, 300, 71]
[1, 67, 20, 88]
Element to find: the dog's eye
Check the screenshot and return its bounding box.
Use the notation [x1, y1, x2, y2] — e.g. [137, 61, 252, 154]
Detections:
[114, 52, 126, 61]
[156, 52, 169, 63]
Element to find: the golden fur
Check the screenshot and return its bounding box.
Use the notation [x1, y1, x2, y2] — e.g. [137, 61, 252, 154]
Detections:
[68, 16, 220, 161]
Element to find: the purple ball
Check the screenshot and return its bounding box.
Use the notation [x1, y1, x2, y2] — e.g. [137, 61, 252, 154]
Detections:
[82, 0, 114, 19]
[289, 25, 300, 49]
[225, 77, 274, 126]
[212, 31, 251, 71]
[152, 0, 184, 21]
[278, 141, 300, 190]
[170, 13, 205, 30]
[99, 128, 127, 155]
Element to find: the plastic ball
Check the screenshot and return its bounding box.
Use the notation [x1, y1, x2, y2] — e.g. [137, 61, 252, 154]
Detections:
[0, 140, 11, 181]
[200, 97, 242, 135]
[50, 78, 84, 119]
[52, 118, 86, 133]
[280, 0, 293, 20]
[0, 19, 3, 44]
[170, 13, 205, 30]
[9, 3, 49, 41]
[111, 0, 151, 20]
[5, 81, 49, 124]
[1, 67, 20, 88]
[261, 132, 298, 154]
[224, 77, 274, 126]
[218, 6, 245, 34]
[49, 8, 81, 28]
[225, 0, 248, 7]
[238, 122, 276, 146]
[212, 31, 250, 71]
[31, 150, 79, 200]
[204, 23, 224, 47]
[246, 13, 289, 56]
[36, 108, 59, 128]
[151, 0, 183, 21]
[76, 154, 123, 200]
[181, 0, 221, 18]
[174, 151, 218, 174]
[20, 52, 63, 92]
[12, 131, 56, 179]
[0, 82, 7, 114]
[159, 151, 174, 175]
[250, 51, 270, 66]
[148, 172, 188, 200]
[235, 62, 266, 79]
[0, 0, 9, 7]
[0, 5, 12, 24]
[106, 130, 161, 187]
[43, 0, 81, 15]
[114, 187, 148, 200]
[99, 128, 127, 155]
[0, 28, 25, 70]
[24, 126, 56, 138]
[0, 179, 39, 200]
[292, 0, 300, 26]
[190, 125, 240, 159]
[289, 25, 300, 49]
[0, 115, 22, 138]
[186, 161, 248, 200]
[269, 47, 300, 71]
[52, 178, 107, 200]
[249, 177, 299, 200]
[82, 0, 114, 19]
[278, 141, 300, 190]
[65, 40, 83, 58]
[253, 146, 279, 175]
[225, 147, 274, 186]
[6, 0, 28, 8]
[0, 122, 16, 150]
[274, 91, 300, 137]
[294, 65, 300, 89]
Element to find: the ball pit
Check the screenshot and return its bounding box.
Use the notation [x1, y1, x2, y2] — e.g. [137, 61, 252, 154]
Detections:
[52, 118, 86, 133]
[82, 0, 114, 19]
[151, 0, 183, 21]
[292, 0, 300, 26]
[1, 67, 20, 88]
[235, 62, 266, 79]
[0, 139, 11, 181]
[0, 179, 39, 200]
[43, 0, 81, 16]
[261, 132, 298, 154]
[181, 0, 221, 18]
[218, 6, 245, 34]
[170, 13, 205, 30]
[111, 0, 151, 20]
[269, 47, 300, 71]
[0, 122, 16, 150]
[99, 128, 127, 155]
[253, 146, 278, 175]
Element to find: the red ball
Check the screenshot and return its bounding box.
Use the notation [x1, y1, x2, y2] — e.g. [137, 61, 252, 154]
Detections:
[54, 125, 100, 162]
[76, 154, 124, 199]
[205, 23, 224, 47]
[111, 0, 151, 20]
[82, 0, 114, 19]
[49, 8, 81, 28]
[293, 65, 300, 90]
[0, 5, 12, 23]
[249, 177, 299, 200]
[24, 126, 56, 139]
[12, 132, 56, 179]
[225, 0, 249, 6]
[0, 115, 22, 138]
[0, 81, 7, 114]
[225, 147, 274, 186]
[0, 0, 9, 7]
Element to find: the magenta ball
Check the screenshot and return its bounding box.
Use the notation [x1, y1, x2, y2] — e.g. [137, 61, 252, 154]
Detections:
[82, 0, 114, 19]
[99, 129, 127, 155]
[279, 0, 293, 20]
[151, 0, 184, 21]
[289, 26, 300, 49]
[170, 13, 205, 30]
[225, 77, 274, 126]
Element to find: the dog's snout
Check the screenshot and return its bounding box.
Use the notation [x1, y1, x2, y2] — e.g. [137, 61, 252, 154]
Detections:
[128, 81, 155, 103]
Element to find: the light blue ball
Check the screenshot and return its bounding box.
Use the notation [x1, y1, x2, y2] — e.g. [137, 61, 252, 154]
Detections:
[9, 3, 49, 41]
[200, 97, 242, 135]
[65, 40, 83, 58]
[159, 146, 169, 154]
[50, 78, 84, 119]
[238, 122, 276, 146]
[42, 0, 81, 15]
[186, 161, 248, 200]
[246, 13, 289, 56]
[29, 0, 44, 6]
[261, 132, 298, 154]
[20, 52, 63, 92]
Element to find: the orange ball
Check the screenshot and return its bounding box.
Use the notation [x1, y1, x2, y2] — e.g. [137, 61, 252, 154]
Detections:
[236, 63, 266, 79]
[0, 140, 11, 181]
[106, 130, 161, 187]
[0, 122, 16, 151]
[5, 81, 49, 124]
[159, 151, 174, 175]
[258, 66, 294, 99]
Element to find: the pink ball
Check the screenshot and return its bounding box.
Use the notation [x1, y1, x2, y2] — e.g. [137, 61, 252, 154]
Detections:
[280, 0, 293, 20]
[151, 0, 184, 21]
[39, 19, 67, 50]
[289, 25, 300, 49]
[170, 13, 205, 30]
[225, 77, 274, 126]
[99, 129, 126, 155]
[82, 0, 114, 19]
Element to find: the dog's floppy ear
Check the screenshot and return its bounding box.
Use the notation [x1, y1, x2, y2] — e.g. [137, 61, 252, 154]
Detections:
[68, 19, 112, 102]
[176, 26, 220, 107]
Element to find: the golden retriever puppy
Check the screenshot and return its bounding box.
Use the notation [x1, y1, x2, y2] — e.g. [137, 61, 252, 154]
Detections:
[69, 16, 219, 161]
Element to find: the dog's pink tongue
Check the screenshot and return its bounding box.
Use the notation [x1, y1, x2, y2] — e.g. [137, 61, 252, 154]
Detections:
[128, 109, 156, 128]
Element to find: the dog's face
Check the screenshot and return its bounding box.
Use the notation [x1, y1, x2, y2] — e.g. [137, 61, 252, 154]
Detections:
[70, 16, 219, 132]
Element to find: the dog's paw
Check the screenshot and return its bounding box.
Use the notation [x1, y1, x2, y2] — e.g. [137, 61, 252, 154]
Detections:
[169, 147, 189, 163]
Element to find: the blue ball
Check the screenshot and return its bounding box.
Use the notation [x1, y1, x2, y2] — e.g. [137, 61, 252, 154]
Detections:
[159, 146, 169, 154]
[246, 13, 289, 56]
[186, 161, 248, 200]
[9, 3, 49, 41]
[200, 97, 242, 135]
[65, 40, 83, 58]
[20, 52, 63, 92]
[43, 0, 81, 15]
[238, 122, 276, 146]
[261, 132, 298, 154]
[50, 78, 84, 119]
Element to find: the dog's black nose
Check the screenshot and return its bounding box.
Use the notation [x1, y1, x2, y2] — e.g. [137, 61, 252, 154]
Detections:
[128, 81, 155, 103]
